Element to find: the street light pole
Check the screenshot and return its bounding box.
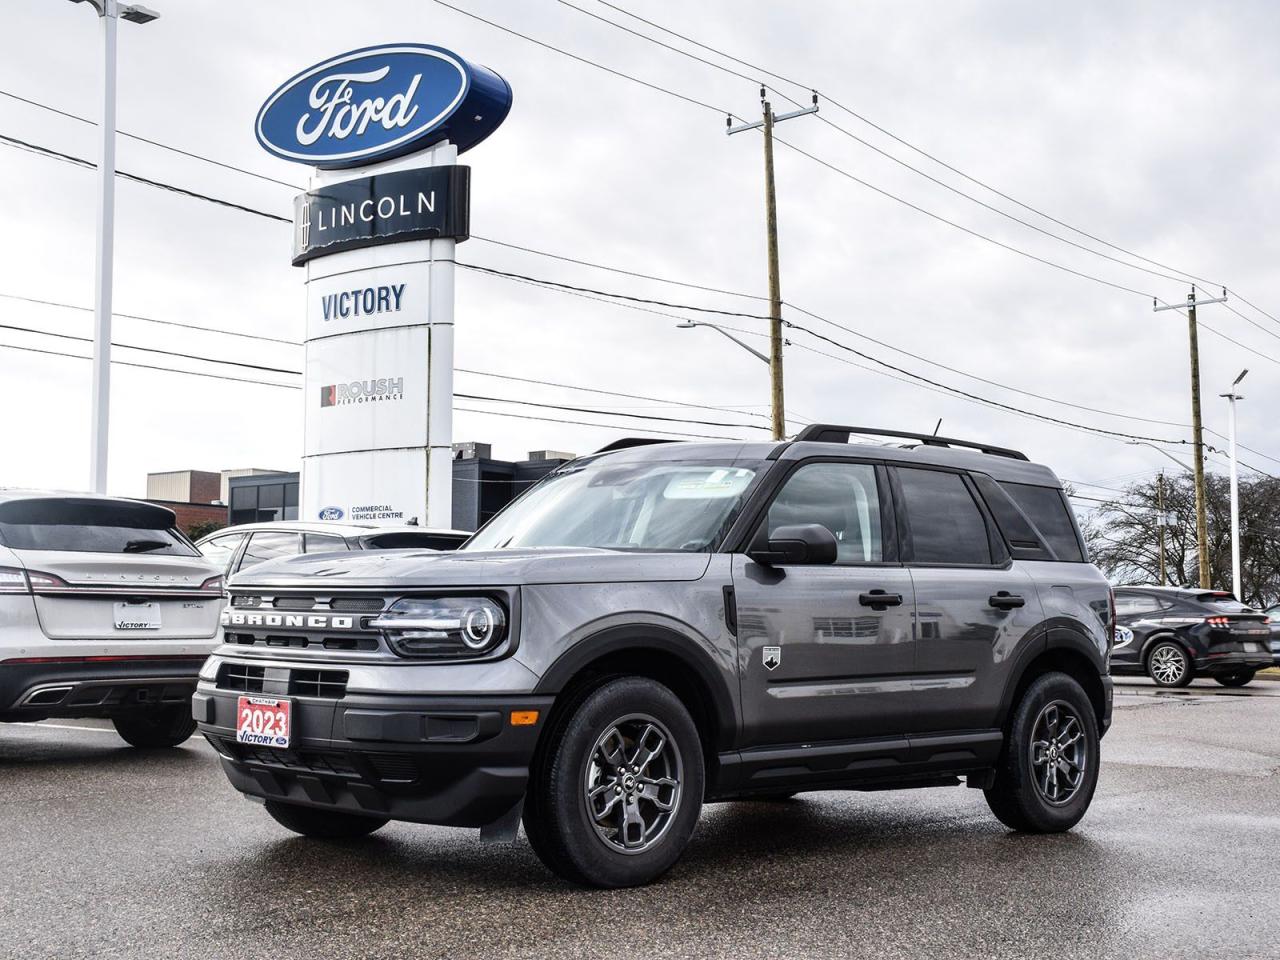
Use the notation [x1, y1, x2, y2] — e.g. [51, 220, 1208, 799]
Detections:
[67, 0, 160, 493]
[1221, 369, 1248, 600]
[675, 320, 770, 364]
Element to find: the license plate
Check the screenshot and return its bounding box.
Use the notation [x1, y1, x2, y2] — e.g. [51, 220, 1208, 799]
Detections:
[113, 601, 160, 630]
[235, 696, 292, 748]
[1244, 642, 1263, 653]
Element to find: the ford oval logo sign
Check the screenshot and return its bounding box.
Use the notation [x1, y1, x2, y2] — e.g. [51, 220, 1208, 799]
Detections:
[256, 44, 512, 168]
[318, 506, 345, 520]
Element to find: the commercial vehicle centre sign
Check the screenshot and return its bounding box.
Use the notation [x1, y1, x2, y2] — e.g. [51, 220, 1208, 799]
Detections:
[255, 43, 512, 527]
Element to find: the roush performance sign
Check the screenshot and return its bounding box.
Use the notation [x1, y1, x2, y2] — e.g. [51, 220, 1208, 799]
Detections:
[292, 166, 470, 265]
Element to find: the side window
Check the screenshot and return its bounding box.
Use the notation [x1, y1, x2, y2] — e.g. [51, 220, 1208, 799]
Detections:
[236, 531, 302, 572]
[197, 533, 246, 571]
[763, 462, 883, 563]
[304, 533, 348, 553]
[897, 468, 992, 566]
[999, 482, 1085, 562]
[1115, 594, 1160, 618]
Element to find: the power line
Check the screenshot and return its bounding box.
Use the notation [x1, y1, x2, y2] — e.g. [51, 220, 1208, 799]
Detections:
[0, 319, 302, 376]
[0, 291, 302, 347]
[453, 405, 737, 441]
[424, 0, 731, 116]
[0, 88, 303, 190]
[455, 391, 760, 432]
[592, 0, 1229, 293]
[0, 341, 301, 390]
[470, 235, 767, 302]
[0, 132, 292, 224]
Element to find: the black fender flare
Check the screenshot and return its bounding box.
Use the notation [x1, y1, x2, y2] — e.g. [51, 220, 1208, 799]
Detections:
[532, 622, 738, 751]
[995, 619, 1108, 725]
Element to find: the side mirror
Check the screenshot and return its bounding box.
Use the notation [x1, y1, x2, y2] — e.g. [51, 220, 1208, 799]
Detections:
[748, 523, 838, 566]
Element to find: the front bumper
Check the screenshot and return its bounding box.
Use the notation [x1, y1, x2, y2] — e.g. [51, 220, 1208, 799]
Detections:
[194, 683, 553, 829]
[0, 655, 206, 720]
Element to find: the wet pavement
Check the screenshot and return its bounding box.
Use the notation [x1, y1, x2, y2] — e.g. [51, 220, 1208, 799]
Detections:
[2, 680, 1278, 959]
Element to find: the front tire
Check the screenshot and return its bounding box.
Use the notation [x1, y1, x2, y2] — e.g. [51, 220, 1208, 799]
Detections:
[112, 704, 197, 749]
[1214, 669, 1256, 688]
[523, 677, 704, 888]
[984, 671, 1100, 833]
[263, 800, 388, 839]
[1147, 641, 1194, 688]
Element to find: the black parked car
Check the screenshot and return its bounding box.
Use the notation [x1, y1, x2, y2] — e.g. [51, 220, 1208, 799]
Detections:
[1110, 586, 1272, 688]
[1266, 604, 1280, 667]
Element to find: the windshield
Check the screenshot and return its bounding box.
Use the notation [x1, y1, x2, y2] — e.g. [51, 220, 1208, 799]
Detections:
[465, 459, 761, 553]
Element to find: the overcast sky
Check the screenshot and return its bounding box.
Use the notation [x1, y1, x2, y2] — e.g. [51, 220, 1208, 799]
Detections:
[2, 0, 1278, 511]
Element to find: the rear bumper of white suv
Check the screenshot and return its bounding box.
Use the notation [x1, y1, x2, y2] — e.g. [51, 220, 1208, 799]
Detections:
[0, 654, 211, 721]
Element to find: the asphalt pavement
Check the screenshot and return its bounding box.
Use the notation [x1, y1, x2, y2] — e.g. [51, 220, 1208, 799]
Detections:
[2, 679, 1278, 960]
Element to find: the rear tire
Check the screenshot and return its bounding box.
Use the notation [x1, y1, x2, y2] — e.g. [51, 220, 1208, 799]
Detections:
[984, 671, 1100, 833]
[1147, 641, 1194, 688]
[523, 676, 704, 888]
[263, 800, 388, 839]
[112, 704, 197, 749]
[1214, 670, 1256, 688]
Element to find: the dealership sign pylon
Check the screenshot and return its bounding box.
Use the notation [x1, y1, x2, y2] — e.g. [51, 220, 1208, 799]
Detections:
[255, 44, 512, 526]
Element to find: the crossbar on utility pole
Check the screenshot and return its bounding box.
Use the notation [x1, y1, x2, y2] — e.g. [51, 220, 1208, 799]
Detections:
[1154, 286, 1229, 589]
[728, 91, 818, 441]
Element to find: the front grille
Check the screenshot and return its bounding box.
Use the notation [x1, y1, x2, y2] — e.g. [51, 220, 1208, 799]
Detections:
[218, 663, 265, 693]
[231, 595, 262, 607]
[331, 597, 385, 613]
[224, 632, 379, 652]
[272, 596, 316, 610]
[289, 669, 348, 699]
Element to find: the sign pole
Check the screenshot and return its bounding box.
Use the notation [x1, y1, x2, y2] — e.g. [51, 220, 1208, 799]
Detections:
[89, 2, 119, 494]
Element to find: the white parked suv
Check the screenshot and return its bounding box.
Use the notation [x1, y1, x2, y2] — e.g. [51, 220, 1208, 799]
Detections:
[0, 490, 223, 748]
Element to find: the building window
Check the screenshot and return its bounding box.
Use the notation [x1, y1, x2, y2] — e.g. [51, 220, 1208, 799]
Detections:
[230, 486, 257, 525]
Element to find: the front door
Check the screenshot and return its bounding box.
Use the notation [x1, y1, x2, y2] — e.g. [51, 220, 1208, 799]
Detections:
[732, 460, 916, 748]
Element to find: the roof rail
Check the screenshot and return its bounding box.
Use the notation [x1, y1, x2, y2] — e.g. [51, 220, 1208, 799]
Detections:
[594, 438, 678, 454]
[792, 425, 1029, 461]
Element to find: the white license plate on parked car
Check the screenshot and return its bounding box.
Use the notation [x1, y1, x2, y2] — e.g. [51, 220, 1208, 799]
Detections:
[1244, 642, 1263, 653]
[236, 696, 292, 748]
[113, 601, 160, 630]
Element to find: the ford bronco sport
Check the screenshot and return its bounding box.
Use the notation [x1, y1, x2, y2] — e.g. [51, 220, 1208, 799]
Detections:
[194, 426, 1113, 887]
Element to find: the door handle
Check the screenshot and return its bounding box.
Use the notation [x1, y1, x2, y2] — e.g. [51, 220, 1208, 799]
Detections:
[989, 591, 1025, 610]
[859, 589, 904, 610]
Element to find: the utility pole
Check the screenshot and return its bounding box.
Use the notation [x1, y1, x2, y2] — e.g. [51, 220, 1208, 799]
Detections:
[1222, 369, 1249, 600]
[728, 90, 818, 440]
[1156, 470, 1167, 586]
[66, 0, 161, 493]
[1154, 285, 1228, 589]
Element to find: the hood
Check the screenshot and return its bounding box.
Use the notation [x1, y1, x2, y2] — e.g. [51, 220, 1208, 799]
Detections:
[229, 546, 713, 589]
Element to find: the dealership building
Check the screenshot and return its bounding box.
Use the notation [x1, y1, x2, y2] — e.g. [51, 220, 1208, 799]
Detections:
[145, 443, 570, 534]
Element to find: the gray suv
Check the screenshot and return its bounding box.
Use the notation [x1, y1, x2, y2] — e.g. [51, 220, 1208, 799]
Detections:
[194, 426, 1114, 887]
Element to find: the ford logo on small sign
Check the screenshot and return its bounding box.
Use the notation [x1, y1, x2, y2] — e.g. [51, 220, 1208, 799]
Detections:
[318, 507, 345, 520]
[256, 43, 512, 168]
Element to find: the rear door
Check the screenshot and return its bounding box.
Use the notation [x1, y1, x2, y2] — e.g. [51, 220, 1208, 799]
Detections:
[732, 459, 916, 747]
[892, 466, 1042, 734]
[0, 497, 221, 641]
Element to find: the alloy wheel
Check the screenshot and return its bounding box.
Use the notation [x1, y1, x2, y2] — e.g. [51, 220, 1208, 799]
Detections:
[1150, 644, 1187, 685]
[584, 713, 683, 854]
[1029, 700, 1088, 806]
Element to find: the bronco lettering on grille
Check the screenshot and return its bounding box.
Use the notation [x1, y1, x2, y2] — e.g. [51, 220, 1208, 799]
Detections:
[221, 611, 356, 630]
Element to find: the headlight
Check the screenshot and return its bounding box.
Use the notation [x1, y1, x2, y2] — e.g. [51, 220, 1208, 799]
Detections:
[370, 597, 508, 659]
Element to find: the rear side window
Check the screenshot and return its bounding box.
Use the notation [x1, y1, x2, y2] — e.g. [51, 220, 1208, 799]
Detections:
[896, 468, 991, 565]
[1114, 594, 1163, 617]
[1000, 482, 1085, 562]
[304, 533, 348, 553]
[0, 498, 196, 556]
[237, 531, 302, 572]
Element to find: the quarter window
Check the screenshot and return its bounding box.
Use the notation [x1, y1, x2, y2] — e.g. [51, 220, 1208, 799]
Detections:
[999, 482, 1085, 562]
[897, 468, 992, 566]
[197, 533, 246, 571]
[763, 462, 883, 563]
[237, 531, 302, 572]
[304, 533, 348, 553]
[1114, 594, 1162, 618]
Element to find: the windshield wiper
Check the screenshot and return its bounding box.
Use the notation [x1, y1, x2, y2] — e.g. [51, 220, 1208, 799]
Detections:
[122, 539, 171, 553]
